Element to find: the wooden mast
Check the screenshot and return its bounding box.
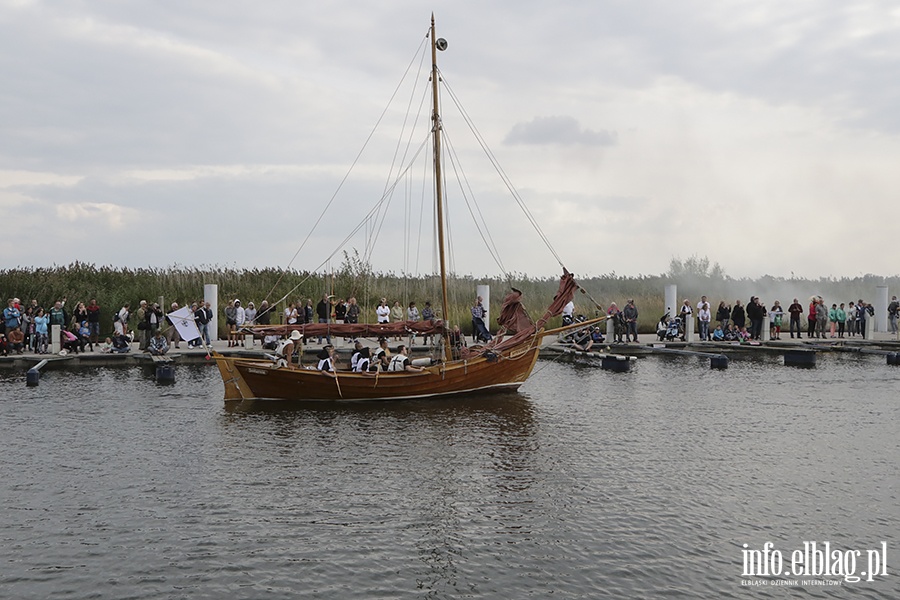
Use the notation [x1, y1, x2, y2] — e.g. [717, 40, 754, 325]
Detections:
[430, 15, 453, 362]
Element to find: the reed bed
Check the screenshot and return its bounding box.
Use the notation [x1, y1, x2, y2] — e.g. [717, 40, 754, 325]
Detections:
[2, 263, 896, 339]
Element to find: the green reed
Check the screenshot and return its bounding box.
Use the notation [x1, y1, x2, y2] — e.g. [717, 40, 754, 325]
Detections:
[2, 263, 897, 339]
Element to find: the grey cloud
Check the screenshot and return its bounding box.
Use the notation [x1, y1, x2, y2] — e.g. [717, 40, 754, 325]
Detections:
[504, 116, 617, 146]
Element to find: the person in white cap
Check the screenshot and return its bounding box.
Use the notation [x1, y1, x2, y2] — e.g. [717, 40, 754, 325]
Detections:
[276, 329, 303, 367]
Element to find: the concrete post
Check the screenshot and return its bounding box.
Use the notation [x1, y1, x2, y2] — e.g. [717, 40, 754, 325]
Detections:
[762, 314, 771, 342]
[664, 284, 677, 322]
[204, 284, 218, 343]
[607, 315, 615, 340]
[684, 315, 695, 343]
[875, 286, 889, 332]
[51, 324, 61, 354]
[866, 314, 875, 339]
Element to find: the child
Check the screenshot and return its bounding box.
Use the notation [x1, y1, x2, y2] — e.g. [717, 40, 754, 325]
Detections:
[711, 325, 724, 341]
[78, 320, 93, 352]
[100, 337, 114, 353]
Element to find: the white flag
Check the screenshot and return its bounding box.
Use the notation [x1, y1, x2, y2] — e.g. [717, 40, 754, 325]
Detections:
[166, 306, 201, 342]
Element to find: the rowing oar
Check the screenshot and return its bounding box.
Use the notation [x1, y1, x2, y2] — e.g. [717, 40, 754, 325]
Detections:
[333, 370, 343, 398]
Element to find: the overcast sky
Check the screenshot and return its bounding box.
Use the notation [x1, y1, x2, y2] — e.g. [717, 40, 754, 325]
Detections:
[2, 1, 899, 280]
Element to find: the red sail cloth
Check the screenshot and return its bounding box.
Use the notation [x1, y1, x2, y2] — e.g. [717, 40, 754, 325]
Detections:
[248, 320, 443, 338]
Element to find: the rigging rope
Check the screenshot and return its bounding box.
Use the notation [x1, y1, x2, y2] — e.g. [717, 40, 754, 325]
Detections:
[439, 69, 567, 271]
[262, 31, 430, 308]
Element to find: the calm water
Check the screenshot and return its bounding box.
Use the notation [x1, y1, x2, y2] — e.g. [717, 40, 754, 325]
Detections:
[1, 353, 898, 599]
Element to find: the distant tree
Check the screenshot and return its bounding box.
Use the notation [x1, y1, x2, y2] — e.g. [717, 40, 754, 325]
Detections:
[667, 255, 723, 279]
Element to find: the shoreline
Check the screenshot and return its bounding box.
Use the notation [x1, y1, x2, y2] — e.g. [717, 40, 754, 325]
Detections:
[4, 330, 900, 372]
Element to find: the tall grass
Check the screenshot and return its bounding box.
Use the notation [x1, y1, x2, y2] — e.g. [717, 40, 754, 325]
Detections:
[2, 262, 897, 338]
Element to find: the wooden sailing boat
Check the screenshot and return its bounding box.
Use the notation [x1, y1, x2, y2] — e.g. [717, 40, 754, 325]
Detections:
[213, 17, 596, 402]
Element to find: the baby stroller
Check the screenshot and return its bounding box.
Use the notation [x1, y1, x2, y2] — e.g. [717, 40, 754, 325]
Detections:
[665, 317, 683, 341]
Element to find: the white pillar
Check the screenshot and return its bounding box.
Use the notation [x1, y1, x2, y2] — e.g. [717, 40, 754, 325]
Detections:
[875, 286, 889, 333]
[51, 324, 61, 354]
[204, 284, 218, 343]
[761, 314, 771, 342]
[664, 284, 677, 322]
[866, 314, 875, 339]
[607, 316, 615, 340]
[684, 316, 695, 343]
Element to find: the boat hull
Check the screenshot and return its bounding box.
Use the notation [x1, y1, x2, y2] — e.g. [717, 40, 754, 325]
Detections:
[214, 342, 540, 402]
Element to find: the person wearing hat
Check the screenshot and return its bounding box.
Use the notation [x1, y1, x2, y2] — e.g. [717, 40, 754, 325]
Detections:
[353, 346, 376, 373]
[316, 344, 336, 373]
[276, 330, 303, 367]
[350, 340, 364, 371]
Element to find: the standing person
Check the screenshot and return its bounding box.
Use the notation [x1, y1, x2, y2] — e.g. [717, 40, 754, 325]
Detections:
[316, 294, 332, 345]
[4, 299, 21, 333]
[814, 298, 828, 339]
[730, 300, 745, 332]
[145, 303, 163, 351]
[284, 302, 298, 326]
[471, 296, 492, 343]
[623, 299, 639, 343]
[86, 298, 101, 345]
[376, 298, 390, 325]
[334, 299, 347, 325]
[33, 308, 49, 354]
[244, 302, 257, 326]
[715, 301, 731, 331]
[21, 306, 34, 352]
[607, 302, 624, 344]
[562, 299, 575, 326]
[70, 302, 88, 332]
[888, 295, 899, 336]
[134, 300, 151, 352]
[190, 303, 205, 348]
[788, 298, 803, 339]
[697, 301, 711, 341]
[407, 301, 420, 345]
[858, 300, 873, 339]
[114, 303, 130, 337]
[231, 300, 245, 347]
[836, 302, 847, 338]
[846, 301, 857, 337]
[390, 301, 404, 341]
[225, 300, 237, 347]
[828, 303, 839, 338]
[304, 299, 314, 325]
[346, 297, 360, 325]
[679, 299, 693, 336]
[807, 298, 817, 338]
[257, 300, 272, 326]
[768, 300, 784, 340]
[49, 301, 67, 337]
[745, 297, 761, 340]
[421, 301, 435, 345]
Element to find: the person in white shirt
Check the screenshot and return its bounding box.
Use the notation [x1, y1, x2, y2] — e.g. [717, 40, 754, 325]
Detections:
[562, 300, 575, 325]
[697, 301, 711, 341]
[376, 299, 390, 324]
